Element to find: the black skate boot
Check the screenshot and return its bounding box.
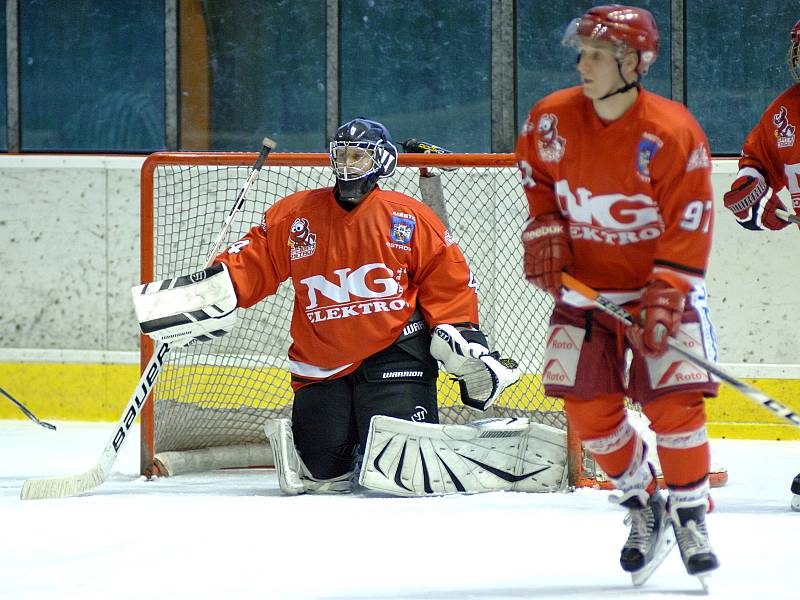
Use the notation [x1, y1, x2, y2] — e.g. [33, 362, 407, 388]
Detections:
[791, 473, 800, 511]
[670, 503, 719, 581]
[613, 488, 675, 586]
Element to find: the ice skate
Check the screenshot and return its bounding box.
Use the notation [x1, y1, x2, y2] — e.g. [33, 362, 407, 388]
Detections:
[791, 473, 800, 511]
[670, 502, 719, 588]
[612, 488, 675, 586]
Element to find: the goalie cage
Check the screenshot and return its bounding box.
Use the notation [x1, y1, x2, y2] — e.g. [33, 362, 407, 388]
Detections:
[139, 151, 728, 490]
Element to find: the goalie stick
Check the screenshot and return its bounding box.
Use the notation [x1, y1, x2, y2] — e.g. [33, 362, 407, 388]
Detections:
[561, 272, 800, 429]
[20, 137, 277, 500]
[0, 385, 56, 430]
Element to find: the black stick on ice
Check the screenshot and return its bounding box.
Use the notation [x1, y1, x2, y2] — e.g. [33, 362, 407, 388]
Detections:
[0, 386, 56, 430]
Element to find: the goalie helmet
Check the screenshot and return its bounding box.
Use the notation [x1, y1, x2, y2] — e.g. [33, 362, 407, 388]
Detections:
[329, 118, 398, 203]
[790, 19, 800, 83]
[562, 5, 660, 76]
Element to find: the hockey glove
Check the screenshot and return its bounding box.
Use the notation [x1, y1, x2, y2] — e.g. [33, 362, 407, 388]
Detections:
[430, 324, 521, 411]
[132, 263, 238, 347]
[522, 213, 573, 299]
[626, 280, 685, 358]
[723, 174, 790, 231]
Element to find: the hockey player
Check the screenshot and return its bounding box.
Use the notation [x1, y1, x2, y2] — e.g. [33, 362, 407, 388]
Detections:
[722, 19, 800, 511]
[517, 5, 720, 585]
[133, 118, 535, 496]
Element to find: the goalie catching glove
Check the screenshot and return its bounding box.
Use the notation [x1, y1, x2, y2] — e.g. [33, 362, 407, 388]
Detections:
[430, 324, 520, 410]
[131, 263, 238, 347]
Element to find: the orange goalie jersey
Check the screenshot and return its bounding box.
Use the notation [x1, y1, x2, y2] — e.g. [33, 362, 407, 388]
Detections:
[516, 86, 714, 303]
[213, 186, 478, 387]
[737, 83, 800, 209]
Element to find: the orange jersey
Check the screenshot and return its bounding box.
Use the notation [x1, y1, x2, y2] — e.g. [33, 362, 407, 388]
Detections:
[213, 185, 478, 385]
[737, 83, 800, 209]
[516, 87, 714, 302]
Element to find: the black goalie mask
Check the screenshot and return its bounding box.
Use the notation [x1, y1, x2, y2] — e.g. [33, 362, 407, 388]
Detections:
[329, 118, 398, 203]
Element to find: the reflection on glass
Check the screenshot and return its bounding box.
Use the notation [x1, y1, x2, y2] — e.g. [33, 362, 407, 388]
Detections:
[20, 0, 165, 152]
[181, 1, 325, 152]
[687, 3, 797, 154]
[340, 0, 491, 152]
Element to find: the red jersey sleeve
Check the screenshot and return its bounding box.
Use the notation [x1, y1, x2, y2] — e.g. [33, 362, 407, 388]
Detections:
[648, 110, 714, 293]
[212, 205, 291, 308]
[409, 210, 479, 328]
[515, 106, 560, 218]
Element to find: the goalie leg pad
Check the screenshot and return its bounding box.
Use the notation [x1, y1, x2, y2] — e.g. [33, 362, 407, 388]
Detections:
[263, 419, 352, 495]
[358, 415, 567, 496]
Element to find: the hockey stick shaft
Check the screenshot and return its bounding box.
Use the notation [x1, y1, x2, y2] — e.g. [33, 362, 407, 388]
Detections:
[21, 138, 277, 500]
[0, 385, 56, 430]
[561, 272, 800, 428]
[775, 208, 800, 225]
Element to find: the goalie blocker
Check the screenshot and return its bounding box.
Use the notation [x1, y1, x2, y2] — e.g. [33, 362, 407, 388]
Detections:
[132, 263, 238, 347]
[429, 324, 520, 411]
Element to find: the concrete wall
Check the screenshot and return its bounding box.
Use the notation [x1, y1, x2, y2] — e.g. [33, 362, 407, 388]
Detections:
[0, 155, 797, 378]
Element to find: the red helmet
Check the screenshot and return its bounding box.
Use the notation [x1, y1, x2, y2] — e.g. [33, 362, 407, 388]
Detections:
[563, 5, 660, 75]
[790, 19, 800, 82]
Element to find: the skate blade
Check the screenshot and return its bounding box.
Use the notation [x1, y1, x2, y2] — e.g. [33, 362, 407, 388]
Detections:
[630, 527, 677, 587]
[695, 573, 711, 593]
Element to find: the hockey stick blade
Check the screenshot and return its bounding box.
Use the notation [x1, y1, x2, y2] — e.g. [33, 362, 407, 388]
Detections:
[0, 385, 56, 430]
[20, 342, 171, 500]
[775, 208, 800, 225]
[561, 273, 800, 429]
[22, 138, 276, 500]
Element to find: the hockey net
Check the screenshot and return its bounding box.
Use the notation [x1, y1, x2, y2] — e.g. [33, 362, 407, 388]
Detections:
[139, 152, 727, 489]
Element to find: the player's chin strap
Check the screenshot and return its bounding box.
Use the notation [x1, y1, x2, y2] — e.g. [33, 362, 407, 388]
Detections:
[359, 416, 568, 496]
[429, 324, 520, 411]
[598, 75, 640, 101]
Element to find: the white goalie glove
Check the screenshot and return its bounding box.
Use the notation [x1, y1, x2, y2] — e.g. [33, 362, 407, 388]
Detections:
[430, 323, 520, 411]
[131, 263, 238, 347]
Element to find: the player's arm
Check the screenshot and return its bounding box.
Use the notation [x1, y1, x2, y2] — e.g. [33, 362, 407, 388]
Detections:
[132, 213, 287, 347]
[724, 120, 791, 231]
[411, 224, 519, 410]
[515, 110, 574, 298]
[630, 131, 712, 358]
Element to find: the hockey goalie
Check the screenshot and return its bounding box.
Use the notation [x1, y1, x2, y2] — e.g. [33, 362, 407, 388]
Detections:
[133, 117, 568, 497]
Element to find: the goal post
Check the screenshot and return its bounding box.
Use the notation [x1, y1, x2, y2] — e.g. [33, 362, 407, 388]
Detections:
[138, 151, 726, 489]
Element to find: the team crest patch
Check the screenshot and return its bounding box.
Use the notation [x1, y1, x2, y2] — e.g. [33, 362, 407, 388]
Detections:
[390, 215, 415, 244]
[636, 132, 663, 182]
[773, 106, 796, 148]
[536, 113, 566, 162]
[686, 143, 710, 172]
[288, 217, 317, 260]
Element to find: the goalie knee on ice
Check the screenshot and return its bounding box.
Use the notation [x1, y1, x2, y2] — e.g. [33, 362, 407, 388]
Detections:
[429, 324, 521, 411]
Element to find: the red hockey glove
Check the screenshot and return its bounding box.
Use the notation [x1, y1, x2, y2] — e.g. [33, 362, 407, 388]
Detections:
[626, 281, 685, 358]
[521, 213, 572, 299]
[723, 175, 790, 231]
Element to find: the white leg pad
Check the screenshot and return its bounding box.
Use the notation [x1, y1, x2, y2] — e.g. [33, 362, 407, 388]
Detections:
[358, 416, 567, 496]
[263, 419, 353, 495]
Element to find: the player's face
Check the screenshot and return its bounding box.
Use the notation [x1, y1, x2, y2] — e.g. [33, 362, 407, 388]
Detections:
[332, 145, 375, 179]
[575, 39, 624, 100]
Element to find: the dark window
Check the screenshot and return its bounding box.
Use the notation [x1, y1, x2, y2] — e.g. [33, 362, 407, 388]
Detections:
[185, 1, 326, 152]
[517, 1, 671, 134]
[0, 2, 6, 151]
[687, 3, 797, 154]
[19, 0, 165, 152]
[340, 0, 491, 152]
